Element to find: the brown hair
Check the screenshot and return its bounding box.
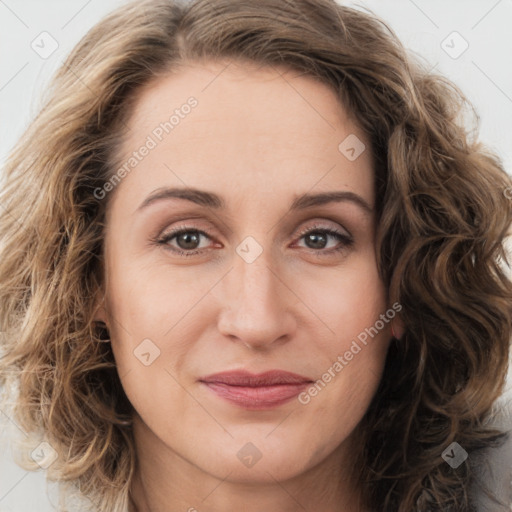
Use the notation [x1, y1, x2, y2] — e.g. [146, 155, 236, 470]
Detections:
[1, 0, 511, 510]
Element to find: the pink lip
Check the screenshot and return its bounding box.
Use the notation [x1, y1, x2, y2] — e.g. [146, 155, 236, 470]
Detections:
[199, 370, 313, 410]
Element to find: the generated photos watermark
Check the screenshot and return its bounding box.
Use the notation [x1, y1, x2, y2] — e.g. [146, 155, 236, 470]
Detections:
[298, 301, 402, 405]
[93, 96, 198, 200]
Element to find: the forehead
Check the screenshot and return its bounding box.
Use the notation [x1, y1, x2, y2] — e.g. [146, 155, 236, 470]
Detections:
[111, 60, 374, 215]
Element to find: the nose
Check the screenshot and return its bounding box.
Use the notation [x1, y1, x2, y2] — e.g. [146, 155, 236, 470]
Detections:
[217, 250, 297, 350]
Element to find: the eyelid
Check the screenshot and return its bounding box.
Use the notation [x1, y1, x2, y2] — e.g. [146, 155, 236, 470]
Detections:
[295, 220, 352, 239]
[156, 221, 216, 238]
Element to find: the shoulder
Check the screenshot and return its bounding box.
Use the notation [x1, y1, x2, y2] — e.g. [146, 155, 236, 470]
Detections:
[470, 383, 512, 512]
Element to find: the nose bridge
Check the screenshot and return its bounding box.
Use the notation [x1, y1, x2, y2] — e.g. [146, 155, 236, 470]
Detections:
[217, 241, 295, 348]
[236, 247, 277, 305]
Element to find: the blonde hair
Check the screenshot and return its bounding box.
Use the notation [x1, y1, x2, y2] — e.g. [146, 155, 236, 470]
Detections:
[1, 0, 512, 510]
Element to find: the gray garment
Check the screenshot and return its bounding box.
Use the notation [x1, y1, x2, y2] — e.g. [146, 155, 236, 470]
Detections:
[470, 390, 512, 512]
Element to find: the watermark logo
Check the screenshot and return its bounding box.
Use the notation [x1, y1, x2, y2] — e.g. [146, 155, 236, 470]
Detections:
[441, 31, 469, 59]
[236, 236, 263, 264]
[31, 31, 59, 59]
[442, 442, 468, 468]
[237, 442, 263, 468]
[338, 134, 366, 161]
[133, 338, 161, 366]
[30, 441, 58, 469]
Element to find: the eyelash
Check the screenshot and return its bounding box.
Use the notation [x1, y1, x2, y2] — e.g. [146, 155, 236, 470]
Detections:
[153, 223, 353, 258]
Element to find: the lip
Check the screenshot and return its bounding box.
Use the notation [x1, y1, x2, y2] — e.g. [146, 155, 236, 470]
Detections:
[199, 370, 314, 410]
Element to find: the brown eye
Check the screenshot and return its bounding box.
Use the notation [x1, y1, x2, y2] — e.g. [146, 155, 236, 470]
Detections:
[294, 225, 353, 255]
[173, 230, 202, 250]
[157, 228, 215, 256]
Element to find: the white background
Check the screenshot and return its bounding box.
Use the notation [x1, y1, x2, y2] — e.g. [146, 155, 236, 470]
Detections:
[1, 1, 511, 511]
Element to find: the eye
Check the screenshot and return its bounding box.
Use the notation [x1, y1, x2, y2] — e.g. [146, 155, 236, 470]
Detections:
[153, 222, 353, 257]
[154, 226, 216, 257]
[293, 223, 353, 256]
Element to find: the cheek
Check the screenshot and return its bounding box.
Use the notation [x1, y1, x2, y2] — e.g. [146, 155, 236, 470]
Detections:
[104, 261, 200, 427]
[104, 252, 218, 397]
[105, 247, 202, 336]
[298, 250, 390, 401]
[310, 251, 388, 345]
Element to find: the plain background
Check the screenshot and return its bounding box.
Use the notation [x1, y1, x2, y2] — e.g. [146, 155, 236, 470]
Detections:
[1, 1, 511, 511]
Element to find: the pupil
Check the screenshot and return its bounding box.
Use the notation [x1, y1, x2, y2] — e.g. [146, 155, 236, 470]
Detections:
[307, 232, 326, 249]
[178, 232, 199, 249]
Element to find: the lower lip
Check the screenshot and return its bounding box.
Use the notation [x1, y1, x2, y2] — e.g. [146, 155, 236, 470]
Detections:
[201, 382, 310, 410]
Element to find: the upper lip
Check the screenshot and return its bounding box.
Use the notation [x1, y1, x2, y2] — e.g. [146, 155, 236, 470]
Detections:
[199, 370, 314, 387]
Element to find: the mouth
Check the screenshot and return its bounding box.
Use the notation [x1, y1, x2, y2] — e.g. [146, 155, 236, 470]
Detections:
[199, 370, 314, 410]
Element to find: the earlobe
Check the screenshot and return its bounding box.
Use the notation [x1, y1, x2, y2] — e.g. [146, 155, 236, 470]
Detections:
[94, 305, 108, 324]
[391, 314, 405, 340]
[92, 289, 108, 324]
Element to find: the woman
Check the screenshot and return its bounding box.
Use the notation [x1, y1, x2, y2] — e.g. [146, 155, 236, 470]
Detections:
[1, 0, 511, 511]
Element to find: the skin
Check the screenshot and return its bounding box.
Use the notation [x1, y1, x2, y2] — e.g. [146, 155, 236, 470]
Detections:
[94, 59, 404, 512]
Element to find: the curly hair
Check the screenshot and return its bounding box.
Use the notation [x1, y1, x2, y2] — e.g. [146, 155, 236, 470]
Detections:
[1, 0, 511, 511]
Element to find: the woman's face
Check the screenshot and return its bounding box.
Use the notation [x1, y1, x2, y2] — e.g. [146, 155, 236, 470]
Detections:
[98, 59, 393, 487]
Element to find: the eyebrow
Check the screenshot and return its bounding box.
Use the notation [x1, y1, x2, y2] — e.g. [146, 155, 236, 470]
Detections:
[136, 187, 373, 215]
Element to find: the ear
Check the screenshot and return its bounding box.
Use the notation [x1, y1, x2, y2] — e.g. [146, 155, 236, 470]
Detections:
[92, 287, 108, 324]
[391, 312, 405, 340]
